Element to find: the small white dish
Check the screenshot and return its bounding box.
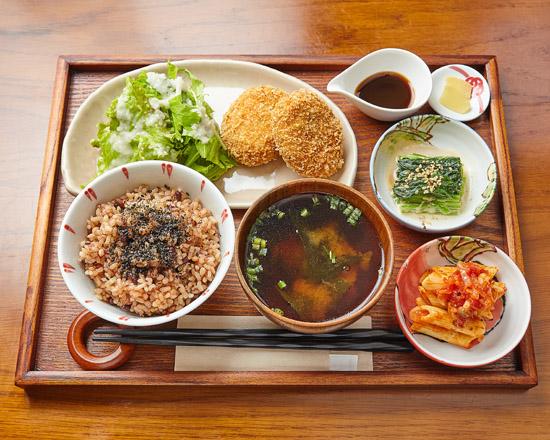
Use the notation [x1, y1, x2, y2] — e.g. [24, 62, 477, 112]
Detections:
[429, 64, 490, 122]
[395, 236, 531, 368]
[327, 48, 432, 121]
[61, 59, 357, 209]
[370, 114, 496, 233]
[58, 160, 235, 327]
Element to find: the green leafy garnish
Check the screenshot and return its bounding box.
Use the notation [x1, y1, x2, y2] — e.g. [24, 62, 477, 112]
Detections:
[393, 153, 464, 215]
[91, 61, 235, 181]
[323, 195, 362, 224]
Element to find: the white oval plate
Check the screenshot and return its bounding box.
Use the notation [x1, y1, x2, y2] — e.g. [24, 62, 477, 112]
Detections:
[61, 59, 358, 208]
[395, 236, 531, 368]
[429, 64, 490, 122]
[370, 114, 496, 233]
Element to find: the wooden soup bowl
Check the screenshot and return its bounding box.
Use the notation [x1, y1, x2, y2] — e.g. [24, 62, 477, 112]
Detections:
[235, 179, 394, 333]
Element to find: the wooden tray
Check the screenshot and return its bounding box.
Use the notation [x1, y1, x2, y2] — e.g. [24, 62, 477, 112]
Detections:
[15, 55, 537, 388]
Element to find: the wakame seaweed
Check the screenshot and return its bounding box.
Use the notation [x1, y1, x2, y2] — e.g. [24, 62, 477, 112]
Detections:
[243, 192, 382, 322]
[392, 153, 464, 215]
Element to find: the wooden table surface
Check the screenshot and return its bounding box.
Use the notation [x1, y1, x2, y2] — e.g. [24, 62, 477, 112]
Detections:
[1, 0, 549, 438]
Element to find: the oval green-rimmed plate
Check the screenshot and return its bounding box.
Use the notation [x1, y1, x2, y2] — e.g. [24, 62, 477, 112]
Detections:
[369, 114, 496, 233]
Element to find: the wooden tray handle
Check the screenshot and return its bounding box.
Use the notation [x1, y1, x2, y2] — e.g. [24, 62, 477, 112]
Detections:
[67, 310, 135, 370]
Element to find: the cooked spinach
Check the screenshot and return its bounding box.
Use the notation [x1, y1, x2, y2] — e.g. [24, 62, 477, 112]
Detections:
[393, 153, 464, 215]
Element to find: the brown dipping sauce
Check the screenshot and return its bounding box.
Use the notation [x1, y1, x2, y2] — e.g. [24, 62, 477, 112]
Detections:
[355, 71, 413, 109]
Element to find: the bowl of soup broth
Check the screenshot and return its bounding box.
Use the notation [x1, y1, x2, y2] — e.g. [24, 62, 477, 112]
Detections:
[235, 179, 394, 333]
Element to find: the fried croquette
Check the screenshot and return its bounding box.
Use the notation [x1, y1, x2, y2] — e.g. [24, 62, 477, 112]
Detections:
[221, 86, 287, 167]
[272, 89, 344, 178]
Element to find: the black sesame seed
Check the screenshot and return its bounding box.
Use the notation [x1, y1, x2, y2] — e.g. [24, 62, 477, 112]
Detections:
[109, 198, 186, 280]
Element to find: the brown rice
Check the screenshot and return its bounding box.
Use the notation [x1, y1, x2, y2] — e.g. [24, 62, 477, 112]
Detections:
[79, 185, 221, 316]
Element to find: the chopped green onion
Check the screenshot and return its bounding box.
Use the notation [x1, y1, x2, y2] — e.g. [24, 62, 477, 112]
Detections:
[277, 280, 287, 289]
[252, 243, 260, 251]
[276, 210, 285, 219]
[327, 195, 339, 210]
[247, 267, 257, 275]
[258, 211, 269, 221]
[346, 207, 362, 225]
[253, 237, 262, 245]
[300, 208, 310, 217]
[246, 267, 261, 277]
[249, 265, 263, 274]
[272, 308, 284, 316]
[260, 239, 267, 249]
[343, 204, 353, 216]
[312, 195, 320, 206]
[259, 248, 267, 257]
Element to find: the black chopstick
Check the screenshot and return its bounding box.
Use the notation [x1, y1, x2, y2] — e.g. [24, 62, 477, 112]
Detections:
[91, 335, 412, 352]
[93, 328, 407, 341]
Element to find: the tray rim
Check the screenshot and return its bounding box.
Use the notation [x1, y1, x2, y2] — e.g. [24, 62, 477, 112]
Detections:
[15, 54, 537, 388]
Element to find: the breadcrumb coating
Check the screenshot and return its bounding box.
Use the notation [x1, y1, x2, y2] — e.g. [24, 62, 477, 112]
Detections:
[272, 89, 344, 178]
[221, 86, 287, 167]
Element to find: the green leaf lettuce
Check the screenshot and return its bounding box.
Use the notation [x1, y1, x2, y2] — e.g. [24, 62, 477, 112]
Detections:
[91, 61, 235, 180]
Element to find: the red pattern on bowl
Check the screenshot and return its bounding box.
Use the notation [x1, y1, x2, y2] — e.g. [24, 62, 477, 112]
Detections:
[395, 236, 531, 368]
[161, 162, 173, 177]
[58, 160, 235, 327]
[84, 187, 97, 201]
[64, 224, 76, 234]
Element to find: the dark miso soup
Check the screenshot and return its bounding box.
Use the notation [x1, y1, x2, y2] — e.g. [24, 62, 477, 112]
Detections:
[244, 193, 383, 322]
